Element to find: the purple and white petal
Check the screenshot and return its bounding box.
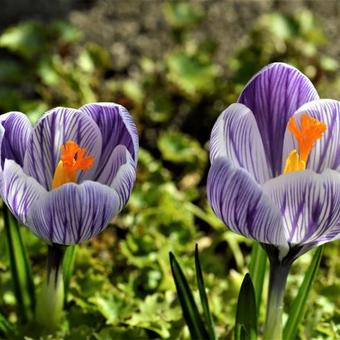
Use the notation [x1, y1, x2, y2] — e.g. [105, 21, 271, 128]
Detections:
[263, 169, 340, 246]
[1, 159, 46, 225]
[238, 63, 319, 177]
[96, 144, 136, 209]
[282, 99, 340, 173]
[80, 103, 139, 180]
[207, 158, 287, 249]
[0, 112, 32, 167]
[23, 107, 102, 190]
[210, 103, 271, 183]
[27, 181, 121, 245]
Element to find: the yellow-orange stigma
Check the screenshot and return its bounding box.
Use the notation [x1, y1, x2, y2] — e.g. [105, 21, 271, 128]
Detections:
[52, 140, 94, 189]
[283, 114, 326, 174]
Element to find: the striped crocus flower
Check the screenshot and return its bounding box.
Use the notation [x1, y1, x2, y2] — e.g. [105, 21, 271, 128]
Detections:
[0, 103, 138, 244]
[207, 62, 340, 339]
[207, 62, 340, 263]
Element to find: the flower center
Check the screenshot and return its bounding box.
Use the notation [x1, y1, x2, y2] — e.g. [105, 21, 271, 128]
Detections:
[283, 114, 326, 174]
[52, 140, 94, 189]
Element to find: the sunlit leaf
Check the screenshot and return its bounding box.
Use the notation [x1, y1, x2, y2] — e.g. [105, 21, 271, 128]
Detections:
[163, 2, 203, 29]
[167, 52, 219, 96]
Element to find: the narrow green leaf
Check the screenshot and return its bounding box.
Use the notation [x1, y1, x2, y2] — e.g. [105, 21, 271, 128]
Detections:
[249, 242, 267, 313]
[283, 246, 323, 340]
[169, 252, 209, 340]
[195, 244, 216, 340]
[3, 206, 35, 322]
[235, 273, 257, 340]
[0, 312, 15, 337]
[63, 245, 77, 302]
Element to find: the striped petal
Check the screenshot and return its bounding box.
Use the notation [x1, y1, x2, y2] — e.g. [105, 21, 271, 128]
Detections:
[238, 63, 319, 177]
[282, 99, 340, 173]
[23, 107, 102, 190]
[27, 181, 121, 244]
[207, 158, 287, 249]
[263, 169, 340, 246]
[0, 112, 32, 167]
[96, 145, 136, 209]
[80, 103, 139, 183]
[1, 160, 46, 225]
[210, 103, 271, 183]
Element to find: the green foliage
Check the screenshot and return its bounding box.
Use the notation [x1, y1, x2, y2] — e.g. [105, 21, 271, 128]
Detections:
[0, 2, 339, 339]
[2, 206, 35, 323]
[170, 252, 209, 339]
[195, 245, 216, 340]
[235, 274, 257, 340]
[249, 243, 267, 315]
[284, 246, 324, 340]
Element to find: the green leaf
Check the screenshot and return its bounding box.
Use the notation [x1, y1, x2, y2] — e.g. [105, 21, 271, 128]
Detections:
[169, 252, 208, 340]
[163, 2, 203, 29]
[249, 242, 267, 314]
[235, 273, 257, 340]
[3, 206, 35, 322]
[63, 245, 78, 302]
[158, 130, 207, 166]
[283, 246, 323, 339]
[166, 52, 219, 96]
[195, 244, 216, 340]
[0, 312, 15, 338]
[0, 21, 47, 59]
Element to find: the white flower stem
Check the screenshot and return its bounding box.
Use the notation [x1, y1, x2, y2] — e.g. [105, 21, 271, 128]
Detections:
[263, 260, 291, 340]
[36, 244, 66, 332]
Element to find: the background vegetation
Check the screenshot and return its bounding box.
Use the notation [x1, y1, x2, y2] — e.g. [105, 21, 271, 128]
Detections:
[1, 1, 340, 338]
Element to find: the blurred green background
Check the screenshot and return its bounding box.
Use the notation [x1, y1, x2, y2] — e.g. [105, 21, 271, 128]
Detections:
[1, 0, 340, 339]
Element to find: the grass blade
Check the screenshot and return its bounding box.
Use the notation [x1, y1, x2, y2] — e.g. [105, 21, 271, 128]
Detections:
[283, 246, 323, 340]
[63, 245, 77, 302]
[195, 244, 216, 340]
[3, 206, 35, 323]
[235, 273, 257, 340]
[0, 312, 15, 338]
[249, 242, 267, 314]
[169, 252, 209, 340]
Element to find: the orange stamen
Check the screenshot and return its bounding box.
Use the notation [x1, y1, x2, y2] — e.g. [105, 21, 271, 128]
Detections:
[283, 114, 326, 174]
[52, 140, 94, 189]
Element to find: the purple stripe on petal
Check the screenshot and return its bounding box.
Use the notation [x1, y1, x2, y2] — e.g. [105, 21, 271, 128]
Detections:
[282, 99, 340, 173]
[210, 103, 271, 183]
[207, 158, 286, 248]
[1, 160, 46, 226]
[0, 112, 32, 167]
[263, 169, 340, 246]
[110, 153, 136, 210]
[80, 103, 139, 178]
[28, 181, 120, 244]
[239, 63, 319, 176]
[96, 144, 136, 205]
[23, 107, 102, 190]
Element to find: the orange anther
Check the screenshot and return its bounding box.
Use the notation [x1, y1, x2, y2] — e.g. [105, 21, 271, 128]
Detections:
[284, 114, 326, 174]
[287, 114, 326, 163]
[52, 140, 94, 189]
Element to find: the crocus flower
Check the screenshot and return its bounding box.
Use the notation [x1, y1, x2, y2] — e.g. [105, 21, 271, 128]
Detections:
[207, 62, 340, 339]
[0, 103, 138, 245]
[208, 62, 340, 263]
